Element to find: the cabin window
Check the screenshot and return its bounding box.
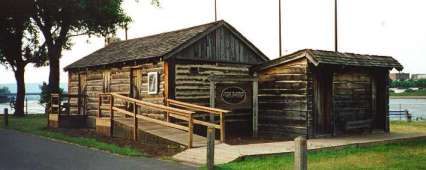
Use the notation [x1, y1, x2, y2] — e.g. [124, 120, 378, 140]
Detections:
[189, 67, 200, 75]
[147, 72, 158, 95]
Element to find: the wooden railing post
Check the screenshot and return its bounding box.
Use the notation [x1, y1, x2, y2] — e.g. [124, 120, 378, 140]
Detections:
[165, 100, 170, 122]
[188, 113, 194, 148]
[220, 112, 225, 142]
[406, 110, 412, 122]
[133, 101, 138, 141]
[110, 95, 114, 137]
[294, 136, 307, 170]
[207, 126, 215, 170]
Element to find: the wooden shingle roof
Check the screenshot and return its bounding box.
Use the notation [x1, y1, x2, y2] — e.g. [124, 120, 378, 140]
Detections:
[254, 49, 403, 71]
[65, 20, 269, 70]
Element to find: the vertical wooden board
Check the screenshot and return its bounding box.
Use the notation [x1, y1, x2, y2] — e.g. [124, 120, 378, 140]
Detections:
[175, 26, 262, 64]
[164, 62, 169, 99]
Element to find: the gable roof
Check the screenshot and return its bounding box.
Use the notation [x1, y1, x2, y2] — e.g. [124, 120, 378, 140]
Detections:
[254, 49, 403, 71]
[65, 20, 269, 71]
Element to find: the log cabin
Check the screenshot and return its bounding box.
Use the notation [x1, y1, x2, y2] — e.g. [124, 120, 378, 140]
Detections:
[58, 20, 269, 141]
[52, 20, 403, 144]
[253, 49, 403, 138]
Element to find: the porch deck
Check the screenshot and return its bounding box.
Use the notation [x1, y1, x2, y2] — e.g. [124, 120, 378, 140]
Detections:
[114, 116, 220, 148]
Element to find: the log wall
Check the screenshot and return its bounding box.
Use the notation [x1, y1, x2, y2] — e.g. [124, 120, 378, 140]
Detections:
[68, 72, 79, 114]
[174, 62, 250, 106]
[67, 61, 165, 119]
[332, 71, 373, 132]
[174, 62, 253, 136]
[257, 58, 310, 138]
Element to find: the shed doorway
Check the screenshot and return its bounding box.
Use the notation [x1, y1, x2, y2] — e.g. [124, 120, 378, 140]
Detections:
[130, 68, 142, 99]
[313, 70, 333, 136]
[130, 68, 142, 114]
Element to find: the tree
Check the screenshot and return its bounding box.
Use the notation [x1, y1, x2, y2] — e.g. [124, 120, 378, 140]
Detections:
[0, 87, 11, 94]
[0, 1, 47, 116]
[31, 0, 132, 94]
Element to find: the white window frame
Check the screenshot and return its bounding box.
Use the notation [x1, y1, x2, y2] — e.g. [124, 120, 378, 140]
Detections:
[147, 72, 158, 95]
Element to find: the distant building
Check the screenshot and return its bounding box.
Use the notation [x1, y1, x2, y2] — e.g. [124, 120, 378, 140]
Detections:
[389, 72, 410, 80]
[411, 74, 426, 80]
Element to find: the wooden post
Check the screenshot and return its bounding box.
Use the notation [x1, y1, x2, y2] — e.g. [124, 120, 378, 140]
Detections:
[110, 95, 114, 137]
[220, 113, 225, 142]
[384, 72, 390, 132]
[209, 80, 215, 122]
[25, 97, 28, 115]
[294, 136, 307, 170]
[165, 100, 170, 122]
[77, 73, 81, 115]
[133, 102, 138, 141]
[4, 108, 8, 127]
[253, 73, 259, 137]
[98, 95, 102, 117]
[58, 95, 61, 115]
[406, 110, 412, 122]
[207, 126, 215, 170]
[188, 113, 194, 148]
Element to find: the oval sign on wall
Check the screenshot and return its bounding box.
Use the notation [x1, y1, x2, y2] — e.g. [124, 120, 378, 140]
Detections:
[221, 86, 247, 105]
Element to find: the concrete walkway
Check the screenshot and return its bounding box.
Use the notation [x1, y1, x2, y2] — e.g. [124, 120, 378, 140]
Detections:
[173, 132, 426, 165]
[0, 129, 195, 170]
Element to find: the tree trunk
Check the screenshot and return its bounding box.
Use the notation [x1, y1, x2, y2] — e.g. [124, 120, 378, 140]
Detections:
[14, 64, 26, 117]
[48, 50, 60, 93]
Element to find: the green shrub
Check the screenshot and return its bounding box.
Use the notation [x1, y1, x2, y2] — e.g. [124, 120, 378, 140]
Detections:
[39, 82, 64, 114]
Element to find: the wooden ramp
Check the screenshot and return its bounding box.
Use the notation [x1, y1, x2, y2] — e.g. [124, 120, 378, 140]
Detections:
[97, 93, 229, 148]
[114, 117, 220, 148]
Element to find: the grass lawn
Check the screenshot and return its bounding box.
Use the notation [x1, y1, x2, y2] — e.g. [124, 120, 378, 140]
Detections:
[0, 115, 142, 157]
[209, 121, 426, 170]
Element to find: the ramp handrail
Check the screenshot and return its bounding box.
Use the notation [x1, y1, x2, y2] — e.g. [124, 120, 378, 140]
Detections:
[99, 93, 202, 147]
[166, 99, 229, 141]
[98, 93, 228, 147]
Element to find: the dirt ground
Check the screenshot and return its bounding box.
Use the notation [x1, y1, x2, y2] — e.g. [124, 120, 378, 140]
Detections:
[51, 128, 185, 157]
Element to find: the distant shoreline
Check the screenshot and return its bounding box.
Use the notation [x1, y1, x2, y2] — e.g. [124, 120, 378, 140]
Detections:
[390, 96, 426, 99]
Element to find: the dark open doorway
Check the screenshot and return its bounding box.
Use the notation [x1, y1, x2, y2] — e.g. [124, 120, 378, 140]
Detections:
[313, 68, 333, 136]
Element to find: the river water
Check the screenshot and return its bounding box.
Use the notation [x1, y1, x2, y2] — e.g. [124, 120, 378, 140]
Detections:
[0, 96, 425, 119]
[389, 98, 426, 120]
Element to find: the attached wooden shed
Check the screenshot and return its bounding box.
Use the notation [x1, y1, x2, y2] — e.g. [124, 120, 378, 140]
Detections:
[63, 20, 269, 138]
[253, 49, 403, 138]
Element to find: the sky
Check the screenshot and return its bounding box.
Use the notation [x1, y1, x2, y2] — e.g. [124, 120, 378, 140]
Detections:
[1, 0, 425, 84]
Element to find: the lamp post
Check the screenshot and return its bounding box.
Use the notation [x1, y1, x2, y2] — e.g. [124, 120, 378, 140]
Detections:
[334, 0, 338, 52]
[214, 0, 217, 21]
[278, 0, 282, 57]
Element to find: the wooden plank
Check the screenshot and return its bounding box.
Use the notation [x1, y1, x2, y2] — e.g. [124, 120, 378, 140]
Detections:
[110, 93, 194, 116]
[113, 106, 190, 131]
[167, 99, 229, 114]
[168, 113, 221, 129]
